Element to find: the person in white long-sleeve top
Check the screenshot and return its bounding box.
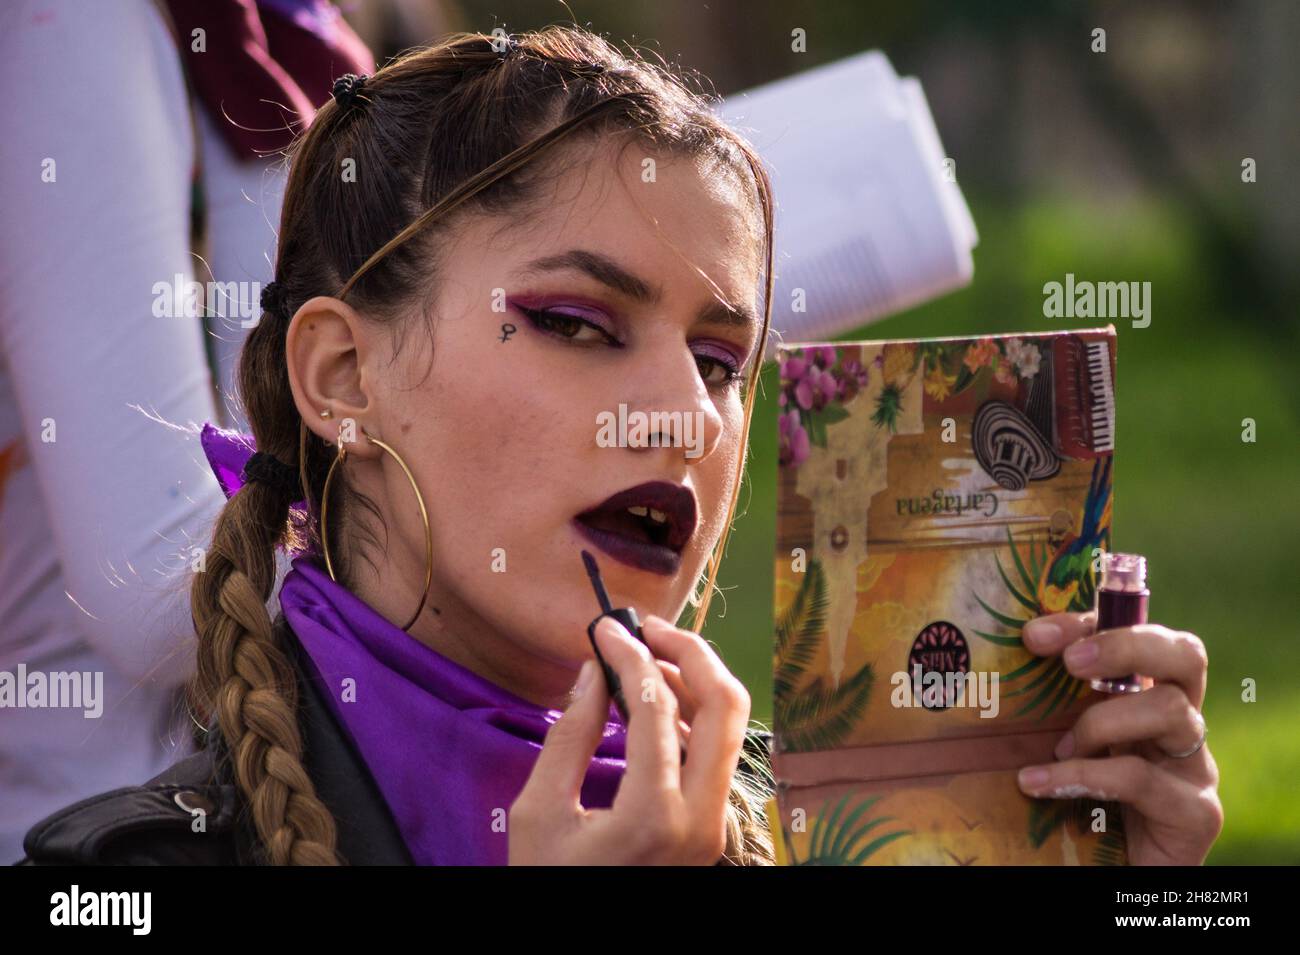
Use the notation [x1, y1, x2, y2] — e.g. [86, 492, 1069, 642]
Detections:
[0, 0, 374, 863]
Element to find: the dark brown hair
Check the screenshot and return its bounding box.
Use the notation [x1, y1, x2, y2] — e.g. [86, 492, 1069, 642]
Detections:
[188, 25, 776, 865]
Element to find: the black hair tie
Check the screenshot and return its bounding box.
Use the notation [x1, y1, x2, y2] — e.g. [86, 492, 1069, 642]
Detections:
[260, 281, 288, 321]
[332, 73, 369, 107]
[242, 451, 300, 498]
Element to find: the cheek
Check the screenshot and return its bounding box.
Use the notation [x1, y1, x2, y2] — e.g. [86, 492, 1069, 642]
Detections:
[414, 327, 589, 564]
[693, 404, 746, 550]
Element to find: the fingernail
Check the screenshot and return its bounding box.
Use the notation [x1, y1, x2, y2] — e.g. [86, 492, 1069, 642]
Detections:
[1022, 620, 1060, 648]
[596, 616, 629, 641]
[1019, 767, 1050, 789]
[1065, 639, 1099, 667]
[1054, 731, 1075, 760]
[573, 660, 597, 699]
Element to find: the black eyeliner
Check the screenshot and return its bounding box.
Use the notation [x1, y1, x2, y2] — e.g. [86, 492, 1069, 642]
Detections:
[518, 304, 742, 388]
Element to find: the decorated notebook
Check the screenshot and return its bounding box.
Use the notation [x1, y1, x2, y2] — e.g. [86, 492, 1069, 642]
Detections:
[765, 326, 1127, 865]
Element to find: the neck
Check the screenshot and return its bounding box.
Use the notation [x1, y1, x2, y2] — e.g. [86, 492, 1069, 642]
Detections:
[345, 558, 580, 712]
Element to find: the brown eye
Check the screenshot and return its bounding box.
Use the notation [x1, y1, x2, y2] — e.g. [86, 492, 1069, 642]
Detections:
[517, 306, 620, 346]
[539, 312, 583, 337]
[695, 354, 743, 389]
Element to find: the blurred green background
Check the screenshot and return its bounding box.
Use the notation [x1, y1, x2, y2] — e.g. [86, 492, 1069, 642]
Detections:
[359, 0, 1299, 863]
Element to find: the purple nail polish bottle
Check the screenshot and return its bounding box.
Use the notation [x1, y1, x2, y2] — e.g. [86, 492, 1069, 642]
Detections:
[1091, 552, 1148, 694]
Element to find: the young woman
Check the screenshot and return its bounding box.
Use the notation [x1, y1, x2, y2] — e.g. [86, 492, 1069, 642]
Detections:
[18, 26, 1221, 866]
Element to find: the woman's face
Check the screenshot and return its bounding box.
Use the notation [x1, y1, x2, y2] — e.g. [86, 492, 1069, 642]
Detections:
[291, 136, 763, 708]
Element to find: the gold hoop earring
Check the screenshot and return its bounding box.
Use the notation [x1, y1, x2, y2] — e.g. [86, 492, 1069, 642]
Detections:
[320, 427, 434, 633]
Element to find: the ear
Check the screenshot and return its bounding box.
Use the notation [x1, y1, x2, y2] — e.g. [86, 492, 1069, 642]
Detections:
[285, 296, 383, 461]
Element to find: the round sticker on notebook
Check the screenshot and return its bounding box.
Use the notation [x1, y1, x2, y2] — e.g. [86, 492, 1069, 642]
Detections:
[908, 620, 970, 710]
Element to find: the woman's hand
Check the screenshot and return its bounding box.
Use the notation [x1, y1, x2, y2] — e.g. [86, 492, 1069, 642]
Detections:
[508, 614, 751, 865]
[1016, 610, 1223, 865]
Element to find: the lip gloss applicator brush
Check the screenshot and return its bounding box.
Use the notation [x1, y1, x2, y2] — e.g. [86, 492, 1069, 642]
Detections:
[580, 549, 687, 764]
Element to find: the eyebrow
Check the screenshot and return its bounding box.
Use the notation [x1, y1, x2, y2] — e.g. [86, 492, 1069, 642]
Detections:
[518, 249, 758, 331]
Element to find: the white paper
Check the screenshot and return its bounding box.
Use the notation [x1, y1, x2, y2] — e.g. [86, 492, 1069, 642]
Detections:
[718, 51, 978, 358]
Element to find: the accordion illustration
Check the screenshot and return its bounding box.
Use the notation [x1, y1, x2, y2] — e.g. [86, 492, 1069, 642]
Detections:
[766, 326, 1127, 865]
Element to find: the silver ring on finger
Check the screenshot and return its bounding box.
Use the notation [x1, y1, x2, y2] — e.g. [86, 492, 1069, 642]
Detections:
[1166, 711, 1208, 759]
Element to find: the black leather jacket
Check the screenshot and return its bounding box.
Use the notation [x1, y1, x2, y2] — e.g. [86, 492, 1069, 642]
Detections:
[17, 615, 774, 865]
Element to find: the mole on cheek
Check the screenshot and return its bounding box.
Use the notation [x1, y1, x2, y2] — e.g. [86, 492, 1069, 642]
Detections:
[401, 422, 411, 433]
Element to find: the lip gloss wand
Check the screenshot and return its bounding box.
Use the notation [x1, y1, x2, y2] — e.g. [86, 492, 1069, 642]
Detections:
[580, 549, 687, 764]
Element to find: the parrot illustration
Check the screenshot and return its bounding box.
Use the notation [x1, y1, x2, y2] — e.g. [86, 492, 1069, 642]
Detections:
[1036, 456, 1112, 614]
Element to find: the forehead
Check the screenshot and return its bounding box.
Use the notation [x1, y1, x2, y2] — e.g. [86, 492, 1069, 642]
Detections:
[470, 134, 763, 308]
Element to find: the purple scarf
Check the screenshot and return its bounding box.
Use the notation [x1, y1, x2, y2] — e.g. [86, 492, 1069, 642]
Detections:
[200, 424, 629, 864]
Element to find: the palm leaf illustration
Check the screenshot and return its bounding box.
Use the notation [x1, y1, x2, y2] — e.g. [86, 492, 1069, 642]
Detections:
[774, 558, 829, 701]
[971, 527, 1087, 721]
[776, 665, 875, 752]
[1028, 796, 1127, 865]
[871, 384, 902, 433]
[789, 792, 912, 866]
[1092, 823, 1128, 866]
[773, 558, 876, 751]
[1027, 796, 1081, 849]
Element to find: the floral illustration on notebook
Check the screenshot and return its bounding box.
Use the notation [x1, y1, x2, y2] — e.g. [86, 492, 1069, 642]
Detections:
[766, 327, 1128, 865]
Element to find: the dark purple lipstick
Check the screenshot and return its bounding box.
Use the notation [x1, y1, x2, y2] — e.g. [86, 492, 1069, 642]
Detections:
[573, 481, 697, 577]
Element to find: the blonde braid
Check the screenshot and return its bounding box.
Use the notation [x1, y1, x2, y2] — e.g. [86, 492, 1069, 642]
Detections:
[189, 483, 340, 865]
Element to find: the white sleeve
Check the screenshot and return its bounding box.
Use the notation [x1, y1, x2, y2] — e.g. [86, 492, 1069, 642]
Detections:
[0, 0, 228, 688]
[193, 106, 286, 433]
